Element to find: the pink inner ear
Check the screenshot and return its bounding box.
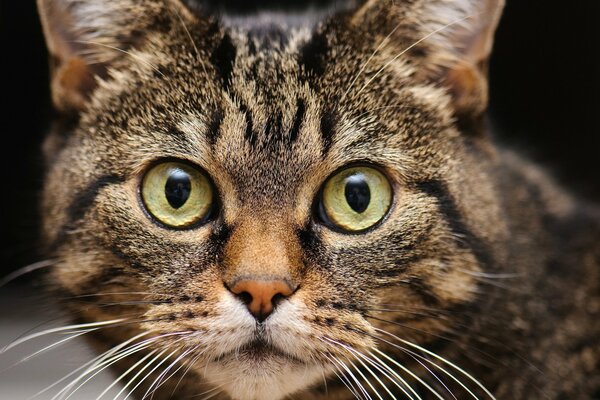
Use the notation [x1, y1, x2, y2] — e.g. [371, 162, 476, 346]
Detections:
[443, 62, 488, 117]
[51, 56, 97, 112]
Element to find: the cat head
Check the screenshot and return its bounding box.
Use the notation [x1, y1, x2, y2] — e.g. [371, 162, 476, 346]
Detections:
[38, 0, 506, 398]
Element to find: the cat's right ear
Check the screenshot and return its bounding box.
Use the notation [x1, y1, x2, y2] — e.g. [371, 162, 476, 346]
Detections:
[37, 0, 197, 114]
[37, 0, 95, 113]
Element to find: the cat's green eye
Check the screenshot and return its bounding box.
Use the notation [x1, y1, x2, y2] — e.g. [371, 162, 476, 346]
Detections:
[141, 161, 214, 228]
[319, 166, 393, 232]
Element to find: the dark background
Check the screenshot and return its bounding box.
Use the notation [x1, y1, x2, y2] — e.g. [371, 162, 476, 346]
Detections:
[1, 1, 599, 276]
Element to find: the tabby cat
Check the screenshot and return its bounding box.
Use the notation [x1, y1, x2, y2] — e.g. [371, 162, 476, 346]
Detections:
[18, 0, 600, 398]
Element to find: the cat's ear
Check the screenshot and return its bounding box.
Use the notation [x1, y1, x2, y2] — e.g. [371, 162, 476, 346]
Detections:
[37, 0, 195, 113]
[351, 0, 504, 127]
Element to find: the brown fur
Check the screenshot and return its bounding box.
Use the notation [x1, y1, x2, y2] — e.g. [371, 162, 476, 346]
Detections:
[31, 0, 600, 399]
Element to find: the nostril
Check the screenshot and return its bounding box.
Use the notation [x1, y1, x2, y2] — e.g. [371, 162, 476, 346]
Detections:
[236, 291, 253, 305]
[227, 279, 295, 321]
[271, 292, 286, 308]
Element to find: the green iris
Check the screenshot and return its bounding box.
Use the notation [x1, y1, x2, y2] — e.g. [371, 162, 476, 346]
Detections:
[321, 166, 392, 232]
[141, 161, 213, 228]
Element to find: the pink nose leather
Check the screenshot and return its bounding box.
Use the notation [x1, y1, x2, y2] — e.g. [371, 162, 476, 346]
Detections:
[229, 280, 294, 321]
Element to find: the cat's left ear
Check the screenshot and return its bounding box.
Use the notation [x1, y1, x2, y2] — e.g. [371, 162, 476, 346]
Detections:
[416, 0, 505, 122]
[349, 0, 504, 128]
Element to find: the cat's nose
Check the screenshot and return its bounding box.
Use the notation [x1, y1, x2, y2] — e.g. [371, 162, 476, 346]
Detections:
[228, 279, 295, 322]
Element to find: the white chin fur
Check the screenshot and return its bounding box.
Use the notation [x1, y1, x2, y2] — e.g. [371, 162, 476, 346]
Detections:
[196, 293, 327, 399]
[203, 358, 324, 400]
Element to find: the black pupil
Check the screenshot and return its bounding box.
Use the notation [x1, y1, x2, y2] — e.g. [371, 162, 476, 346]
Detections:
[165, 169, 191, 209]
[344, 174, 370, 213]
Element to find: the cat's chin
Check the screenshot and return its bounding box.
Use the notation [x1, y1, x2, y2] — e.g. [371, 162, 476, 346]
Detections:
[201, 343, 325, 400]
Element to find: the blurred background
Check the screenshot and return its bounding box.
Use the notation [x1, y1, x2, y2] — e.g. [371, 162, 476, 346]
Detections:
[0, 0, 598, 397]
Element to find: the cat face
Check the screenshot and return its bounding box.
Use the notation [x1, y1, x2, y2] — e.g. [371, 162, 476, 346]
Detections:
[38, 0, 506, 398]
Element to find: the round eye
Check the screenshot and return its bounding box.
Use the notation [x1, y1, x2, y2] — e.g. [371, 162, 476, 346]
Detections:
[141, 161, 215, 228]
[319, 166, 393, 232]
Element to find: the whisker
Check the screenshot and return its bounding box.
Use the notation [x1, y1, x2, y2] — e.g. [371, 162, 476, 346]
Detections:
[65, 292, 174, 300]
[464, 271, 522, 280]
[321, 352, 365, 400]
[56, 339, 160, 400]
[375, 328, 494, 399]
[346, 356, 379, 400]
[55, 331, 188, 400]
[144, 346, 197, 400]
[113, 349, 170, 400]
[342, 21, 404, 100]
[324, 337, 417, 400]
[365, 350, 423, 400]
[322, 338, 396, 399]
[366, 314, 455, 342]
[349, 351, 397, 399]
[1, 319, 126, 354]
[95, 349, 158, 400]
[168, 348, 206, 398]
[369, 331, 463, 400]
[1, 329, 96, 374]
[122, 348, 179, 399]
[28, 332, 152, 399]
[331, 352, 373, 400]
[197, 388, 224, 400]
[371, 349, 445, 400]
[0, 259, 57, 287]
[187, 385, 222, 399]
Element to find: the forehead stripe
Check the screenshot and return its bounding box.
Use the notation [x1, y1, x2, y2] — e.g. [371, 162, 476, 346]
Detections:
[289, 98, 306, 143]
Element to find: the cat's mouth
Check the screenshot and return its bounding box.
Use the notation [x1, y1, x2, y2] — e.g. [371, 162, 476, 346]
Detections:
[219, 338, 306, 364]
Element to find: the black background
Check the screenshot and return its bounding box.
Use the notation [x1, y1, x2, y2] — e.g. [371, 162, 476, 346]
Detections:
[1, 1, 599, 276]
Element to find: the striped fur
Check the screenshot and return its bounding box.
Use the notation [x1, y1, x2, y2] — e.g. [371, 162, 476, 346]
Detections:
[32, 0, 600, 399]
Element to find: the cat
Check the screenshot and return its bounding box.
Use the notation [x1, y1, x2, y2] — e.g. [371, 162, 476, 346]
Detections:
[12, 0, 600, 398]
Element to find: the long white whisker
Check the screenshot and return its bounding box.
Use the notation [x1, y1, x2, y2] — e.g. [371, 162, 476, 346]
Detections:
[346, 356, 380, 400]
[2, 329, 96, 374]
[57, 340, 159, 400]
[1, 319, 126, 354]
[328, 351, 373, 400]
[123, 348, 179, 400]
[364, 350, 422, 400]
[187, 385, 222, 399]
[373, 334, 460, 400]
[350, 352, 397, 399]
[144, 346, 196, 399]
[168, 348, 205, 397]
[372, 349, 444, 400]
[0, 259, 56, 287]
[95, 349, 158, 400]
[322, 338, 402, 399]
[113, 349, 169, 400]
[52, 332, 180, 400]
[322, 353, 364, 400]
[28, 332, 151, 399]
[197, 388, 223, 400]
[375, 328, 494, 399]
